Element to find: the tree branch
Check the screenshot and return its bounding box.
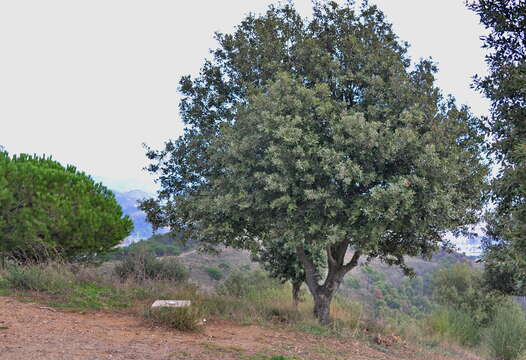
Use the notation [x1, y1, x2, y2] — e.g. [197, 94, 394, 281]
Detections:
[296, 244, 321, 292]
[343, 249, 361, 272]
[326, 246, 336, 268]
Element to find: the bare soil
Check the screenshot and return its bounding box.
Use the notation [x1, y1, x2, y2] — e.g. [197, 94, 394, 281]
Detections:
[0, 296, 480, 360]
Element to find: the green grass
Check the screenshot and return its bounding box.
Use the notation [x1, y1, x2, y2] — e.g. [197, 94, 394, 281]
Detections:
[44, 283, 130, 310]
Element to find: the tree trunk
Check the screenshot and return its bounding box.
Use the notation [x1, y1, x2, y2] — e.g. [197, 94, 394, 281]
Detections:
[313, 292, 332, 325]
[297, 243, 361, 325]
[292, 281, 302, 308]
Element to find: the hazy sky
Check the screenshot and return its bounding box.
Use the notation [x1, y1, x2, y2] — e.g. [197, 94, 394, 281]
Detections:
[0, 0, 489, 193]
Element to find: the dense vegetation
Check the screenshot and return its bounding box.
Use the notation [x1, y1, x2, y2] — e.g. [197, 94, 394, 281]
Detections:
[0, 152, 133, 262]
[141, 0, 487, 324]
[468, 0, 526, 296]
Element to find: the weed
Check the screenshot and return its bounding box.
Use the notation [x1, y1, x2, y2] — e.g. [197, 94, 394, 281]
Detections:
[145, 305, 202, 331]
[484, 302, 526, 360]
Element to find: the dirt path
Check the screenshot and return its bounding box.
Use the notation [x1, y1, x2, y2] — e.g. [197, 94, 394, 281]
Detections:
[0, 297, 480, 360]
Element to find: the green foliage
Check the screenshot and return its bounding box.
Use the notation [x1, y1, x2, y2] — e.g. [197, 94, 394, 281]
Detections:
[468, 1, 526, 295]
[344, 276, 361, 290]
[204, 266, 223, 280]
[218, 262, 230, 270]
[110, 233, 190, 260]
[0, 152, 132, 261]
[217, 270, 277, 298]
[426, 308, 480, 346]
[484, 302, 526, 360]
[114, 248, 188, 283]
[143, 1, 487, 323]
[431, 262, 503, 325]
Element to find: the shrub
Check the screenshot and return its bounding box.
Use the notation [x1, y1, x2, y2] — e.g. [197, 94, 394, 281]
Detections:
[344, 276, 361, 290]
[145, 306, 202, 331]
[218, 262, 230, 270]
[114, 249, 188, 282]
[426, 308, 480, 346]
[217, 270, 275, 298]
[4, 262, 74, 293]
[431, 262, 503, 326]
[484, 303, 526, 360]
[204, 266, 223, 281]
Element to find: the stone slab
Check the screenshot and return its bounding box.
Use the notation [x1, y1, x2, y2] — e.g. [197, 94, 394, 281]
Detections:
[151, 300, 191, 308]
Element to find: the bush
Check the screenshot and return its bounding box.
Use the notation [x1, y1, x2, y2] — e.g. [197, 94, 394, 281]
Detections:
[218, 262, 230, 270]
[484, 303, 526, 360]
[431, 262, 503, 326]
[145, 306, 202, 331]
[204, 266, 223, 281]
[344, 276, 361, 290]
[114, 249, 188, 283]
[426, 308, 480, 346]
[217, 270, 276, 298]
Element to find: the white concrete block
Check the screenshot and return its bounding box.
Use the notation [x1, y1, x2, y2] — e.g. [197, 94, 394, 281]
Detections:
[151, 300, 191, 308]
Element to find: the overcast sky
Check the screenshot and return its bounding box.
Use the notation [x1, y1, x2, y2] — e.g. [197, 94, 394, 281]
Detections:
[0, 0, 489, 193]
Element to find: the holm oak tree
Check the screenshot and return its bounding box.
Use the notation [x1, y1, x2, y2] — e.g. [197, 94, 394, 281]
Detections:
[142, 1, 487, 323]
[468, 0, 526, 295]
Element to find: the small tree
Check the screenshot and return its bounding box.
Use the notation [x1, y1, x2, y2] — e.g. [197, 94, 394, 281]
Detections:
[143, 1, 487, 324]
[0, 152, 133, 261]
[468, 0, 526, 295]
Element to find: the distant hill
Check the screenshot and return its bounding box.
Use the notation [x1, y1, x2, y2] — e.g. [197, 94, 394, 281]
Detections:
[113, 189, 159, 245]
[445, 223, 485, 257]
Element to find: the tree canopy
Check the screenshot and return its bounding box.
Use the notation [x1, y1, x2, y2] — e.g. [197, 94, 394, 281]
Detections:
[468, 0, 526, 295]
[0, 152, 133, 261]
[143, 1, 487, 323]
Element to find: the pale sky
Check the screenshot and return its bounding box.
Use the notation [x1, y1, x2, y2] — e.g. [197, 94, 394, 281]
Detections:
[0, 0, 489, 193]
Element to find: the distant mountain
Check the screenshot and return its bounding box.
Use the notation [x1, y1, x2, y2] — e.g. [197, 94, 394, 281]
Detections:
[113, 189, 158, 246]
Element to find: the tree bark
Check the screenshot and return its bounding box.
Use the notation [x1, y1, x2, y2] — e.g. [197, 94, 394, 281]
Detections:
[292, 280, 302, 308]
[297, 242, 361, 325]
[313, 291, 333, 324]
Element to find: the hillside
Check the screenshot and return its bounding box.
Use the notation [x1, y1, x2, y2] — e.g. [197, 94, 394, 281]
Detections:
[121, 232, 478, 304]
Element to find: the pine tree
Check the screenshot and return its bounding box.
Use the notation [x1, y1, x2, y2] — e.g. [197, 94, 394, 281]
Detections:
[0, 152, 133, 261]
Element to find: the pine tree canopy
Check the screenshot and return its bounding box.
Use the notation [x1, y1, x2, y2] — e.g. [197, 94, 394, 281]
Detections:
[0, 152, 133, 261]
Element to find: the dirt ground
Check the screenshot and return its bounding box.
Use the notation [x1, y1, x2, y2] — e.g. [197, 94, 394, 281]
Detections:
[0, 296, 480, 360]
